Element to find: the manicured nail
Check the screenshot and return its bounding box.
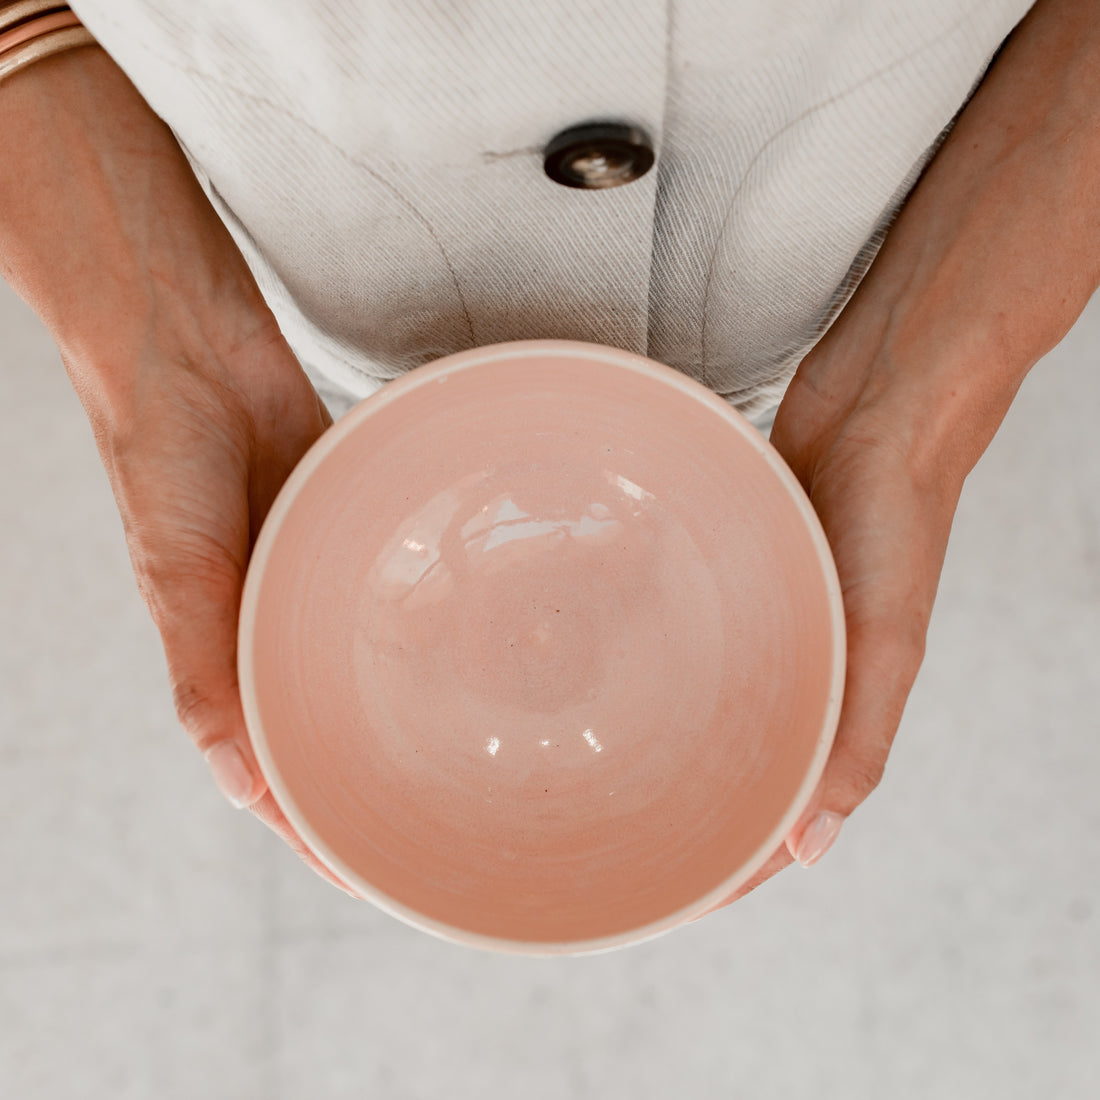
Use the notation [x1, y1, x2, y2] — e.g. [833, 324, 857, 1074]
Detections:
[204, 741, 255, 808]
[791, 810, 845, 867]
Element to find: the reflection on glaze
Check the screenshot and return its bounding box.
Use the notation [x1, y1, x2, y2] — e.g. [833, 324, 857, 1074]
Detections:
[354, 453, 726, 769]
[369, 467, 656, 613]
[486, 728, 605, 759]
[582, 729, 604, 753]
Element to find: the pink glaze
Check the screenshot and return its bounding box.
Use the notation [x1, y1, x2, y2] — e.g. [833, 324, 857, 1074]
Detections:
[238, 340, 845, 955]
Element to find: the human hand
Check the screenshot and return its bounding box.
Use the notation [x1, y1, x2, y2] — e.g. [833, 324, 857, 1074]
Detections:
[0, 44, 360, 899]
[692, 0, 1100, 921]
[768, 366, 963, 867]
[72, 315, 363, 899]
[689, 359, 960, 919]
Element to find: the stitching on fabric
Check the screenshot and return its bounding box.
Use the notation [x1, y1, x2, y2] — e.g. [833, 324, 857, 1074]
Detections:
[88, 16, 479, 353]
[645, 0, 675, 363]
[197, 73, 480, 352]
[710, 93, 967, 404]
[187, 166, 390, 388]
[480, 146, 542, 162]
[698, 0, 996, 379]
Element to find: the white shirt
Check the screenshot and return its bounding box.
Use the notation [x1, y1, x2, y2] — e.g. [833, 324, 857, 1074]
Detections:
[69, 0, 1033, 422]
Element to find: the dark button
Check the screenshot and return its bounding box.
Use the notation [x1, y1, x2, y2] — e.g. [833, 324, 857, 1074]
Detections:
[543, 122, 655, 190]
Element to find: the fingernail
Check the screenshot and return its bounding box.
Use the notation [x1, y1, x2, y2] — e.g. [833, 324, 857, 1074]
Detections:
[204, 741, 255, 809]
[791, 810, 846, 867]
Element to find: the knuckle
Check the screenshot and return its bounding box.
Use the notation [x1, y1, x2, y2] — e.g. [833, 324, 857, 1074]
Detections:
[130, 536, 242, 630]
[129, 551, 176, 625]
[169, 676, 211, 738]
[129, 552, 186, 633]
[844, 751, 887, 803]
[168, 675, 237, 751]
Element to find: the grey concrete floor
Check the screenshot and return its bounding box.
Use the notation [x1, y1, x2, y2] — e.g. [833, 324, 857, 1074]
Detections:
[1, 272, 1098, 1099]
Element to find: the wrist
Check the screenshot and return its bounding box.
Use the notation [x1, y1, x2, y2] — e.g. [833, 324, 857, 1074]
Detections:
[0, 45, 273, 387]
[800, 282, 1031, 494]
[790, 0, 1099, 483]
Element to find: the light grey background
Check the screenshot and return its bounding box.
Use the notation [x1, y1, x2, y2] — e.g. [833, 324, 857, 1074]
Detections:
[1, 272, 1097, 1099]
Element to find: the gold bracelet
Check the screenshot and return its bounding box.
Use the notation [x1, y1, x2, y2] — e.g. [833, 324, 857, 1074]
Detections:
[0, 23, 96, 83]
[0, 1, 69, 33]
[0, 9, 81, 53]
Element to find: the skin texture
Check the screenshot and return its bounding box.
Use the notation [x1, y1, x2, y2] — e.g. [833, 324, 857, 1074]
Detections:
[0, 45, 354, 896]
[1, 0, 1097, 911]
[705, 0, 1100, 913]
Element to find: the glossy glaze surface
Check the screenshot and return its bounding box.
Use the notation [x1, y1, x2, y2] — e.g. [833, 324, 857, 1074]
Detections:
[238, 341, 844, 954]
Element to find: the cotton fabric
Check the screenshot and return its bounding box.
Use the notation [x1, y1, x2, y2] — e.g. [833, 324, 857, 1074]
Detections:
[69, 0, 1034, 423]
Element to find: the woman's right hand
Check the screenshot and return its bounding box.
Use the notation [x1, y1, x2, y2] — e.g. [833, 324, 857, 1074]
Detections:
[0, 45, 360, 898]
[75, 298, 365, 899]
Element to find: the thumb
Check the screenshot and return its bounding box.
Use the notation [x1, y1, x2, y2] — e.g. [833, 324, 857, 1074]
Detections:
[121, 381, 324, 810]
[784, 612, 926, 866]
[116, 431, 267, 808]
[148, 535, 267, 810]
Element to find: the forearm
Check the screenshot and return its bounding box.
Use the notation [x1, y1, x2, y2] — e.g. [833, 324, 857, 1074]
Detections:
[0, 45, 272, 397]
[796, 0, 1100, 482]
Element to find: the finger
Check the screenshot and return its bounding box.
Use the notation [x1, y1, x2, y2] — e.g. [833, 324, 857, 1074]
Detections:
[111, 413, 267, 815]
[138, 429, 357, 897]
[777, 426, 955, 868]
[784, 602, 927, 867]
[149, 529, 270, 811]
[121, 372, 330, 812]
[248, 791, 362, 899]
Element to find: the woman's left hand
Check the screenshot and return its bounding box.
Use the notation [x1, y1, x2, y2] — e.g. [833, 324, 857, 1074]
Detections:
[691, 0, 1099, 922]
[694, 353, 964, 918]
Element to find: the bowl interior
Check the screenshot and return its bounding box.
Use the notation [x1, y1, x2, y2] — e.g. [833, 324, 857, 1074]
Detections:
[241, 343, 841, 950]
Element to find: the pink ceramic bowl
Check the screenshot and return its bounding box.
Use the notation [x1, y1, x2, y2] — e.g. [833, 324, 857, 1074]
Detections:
[238, 339, 845, 956]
